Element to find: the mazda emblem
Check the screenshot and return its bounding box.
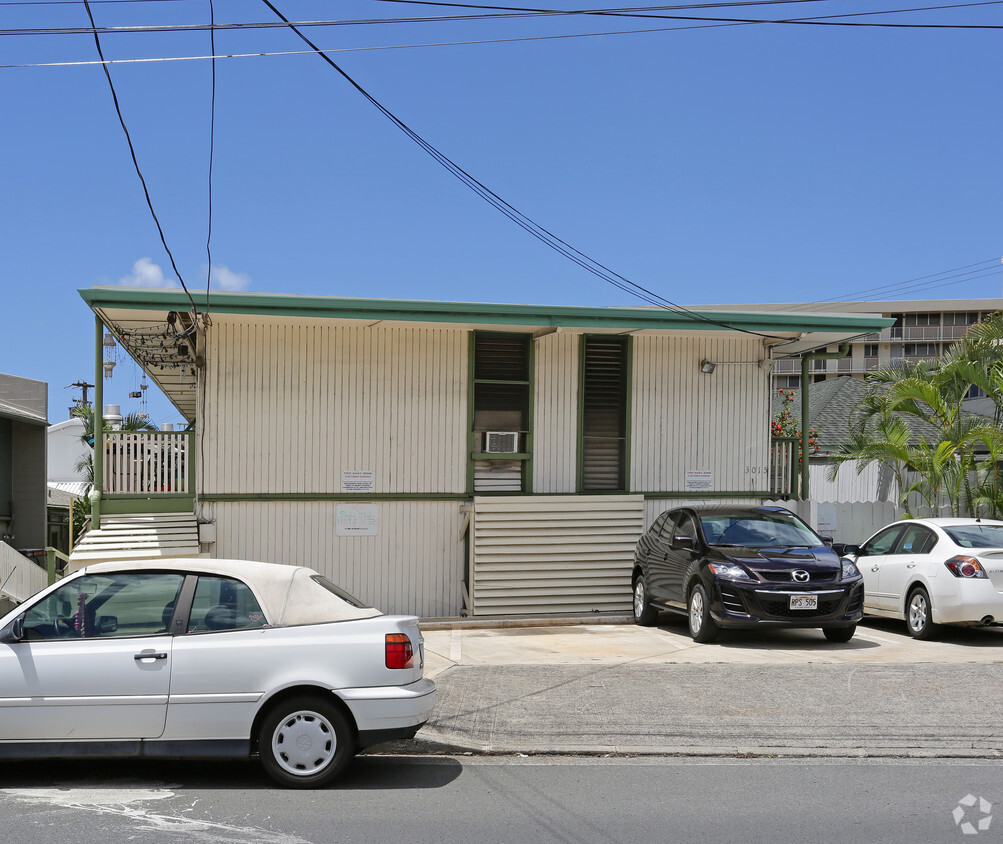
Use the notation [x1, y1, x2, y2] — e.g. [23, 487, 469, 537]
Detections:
[792, 570, 810, 582]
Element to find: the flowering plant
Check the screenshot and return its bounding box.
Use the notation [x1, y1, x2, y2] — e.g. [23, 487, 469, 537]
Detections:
[771, 389, 819, 454]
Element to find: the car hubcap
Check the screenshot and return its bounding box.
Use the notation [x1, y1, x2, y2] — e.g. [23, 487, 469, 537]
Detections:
[272, 710, 337, 776]
[634, 581, 645, 618]
[690, 590, 704, 634]
[909, 594, 928, 632]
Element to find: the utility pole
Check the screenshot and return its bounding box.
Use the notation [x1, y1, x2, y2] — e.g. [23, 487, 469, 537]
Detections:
[67, 380, 94, 408]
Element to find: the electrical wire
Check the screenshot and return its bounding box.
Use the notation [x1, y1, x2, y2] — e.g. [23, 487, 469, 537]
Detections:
[5, 1, 1003, 37]
[255, 0, 849, 339]
[784, 259, 1003, 310]
[80, 0, 199, 323]
[0, 21, 744, 67]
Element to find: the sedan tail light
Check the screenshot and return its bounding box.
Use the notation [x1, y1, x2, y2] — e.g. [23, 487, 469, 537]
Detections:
[385, 633, 414, 669]
[944, 556, 988, 579]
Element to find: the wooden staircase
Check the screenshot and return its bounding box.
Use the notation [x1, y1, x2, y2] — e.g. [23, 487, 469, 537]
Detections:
[68, 512, 203, 570]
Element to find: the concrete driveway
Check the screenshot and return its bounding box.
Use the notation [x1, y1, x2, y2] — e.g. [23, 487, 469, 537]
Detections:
[415, 618, 1003, 757]
[421, 617, 1003, 679]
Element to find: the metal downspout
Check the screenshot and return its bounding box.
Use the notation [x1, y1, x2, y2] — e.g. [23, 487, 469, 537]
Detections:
[91, 314, 104, 527]
[799, 343, 850, 499]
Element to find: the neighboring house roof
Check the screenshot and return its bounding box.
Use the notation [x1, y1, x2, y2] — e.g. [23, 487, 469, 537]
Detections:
[773, 376, 950, 454]
[0, 372, 47, 426]
[80, 287, 894, 422]
[0, 398, 46, 426]
[47, 482, 91, 508]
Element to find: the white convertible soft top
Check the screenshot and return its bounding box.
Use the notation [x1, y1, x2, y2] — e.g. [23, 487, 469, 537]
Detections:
[77, 558, 382, 626]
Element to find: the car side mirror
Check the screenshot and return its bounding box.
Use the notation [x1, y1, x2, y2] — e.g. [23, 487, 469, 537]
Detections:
[97, 615, 118, 635]
[0, 615, 25, 644]
[820, 535, 833, 547]
[842, 544, 860, 557]
[674, 535, 695, 550]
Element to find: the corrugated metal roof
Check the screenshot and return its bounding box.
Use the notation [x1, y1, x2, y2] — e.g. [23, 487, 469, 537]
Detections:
[79, 287, 894, 423]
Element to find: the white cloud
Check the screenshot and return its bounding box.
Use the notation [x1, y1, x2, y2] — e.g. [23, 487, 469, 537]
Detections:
[209, 264, 251, 291]
[117, 257, 178, 288]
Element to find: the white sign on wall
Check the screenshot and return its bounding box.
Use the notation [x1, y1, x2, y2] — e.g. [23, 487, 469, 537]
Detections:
[815, 502, 837, 532]
[336, 503, 379, 536]
[685, 470, 714, 492]
[341, 470, 374, 493]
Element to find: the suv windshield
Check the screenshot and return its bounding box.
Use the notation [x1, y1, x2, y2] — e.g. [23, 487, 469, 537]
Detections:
[943, 524, 1003, 549]
[700, 512, 822, 548]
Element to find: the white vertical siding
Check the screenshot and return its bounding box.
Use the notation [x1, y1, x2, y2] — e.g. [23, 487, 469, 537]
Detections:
[203, 320, 468, 494]
[810, 459, 897, 504]
[631, 335, 770, 494]
[208, 500, 465, 617]
[532, 332, 578, 493]
[641, 497, 763, 530]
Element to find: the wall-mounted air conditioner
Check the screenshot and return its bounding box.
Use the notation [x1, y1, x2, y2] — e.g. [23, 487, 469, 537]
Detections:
[484, 431, 520, 453]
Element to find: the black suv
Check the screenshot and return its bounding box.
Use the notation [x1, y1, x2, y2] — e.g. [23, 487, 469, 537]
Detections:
[632, 505, 863, 643]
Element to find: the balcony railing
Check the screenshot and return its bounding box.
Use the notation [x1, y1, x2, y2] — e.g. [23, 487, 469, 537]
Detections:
[103, 431, 192, 494]
[770, 437, 800, 498]
[859, 325, 975, 343]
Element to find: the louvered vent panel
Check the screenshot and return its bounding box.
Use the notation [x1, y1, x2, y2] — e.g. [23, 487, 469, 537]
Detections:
[470, 495, 644, 615]
[581, 336, 628, 489]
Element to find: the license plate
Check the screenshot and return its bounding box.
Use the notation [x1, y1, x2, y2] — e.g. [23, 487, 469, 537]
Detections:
[790, 594, 818, 610]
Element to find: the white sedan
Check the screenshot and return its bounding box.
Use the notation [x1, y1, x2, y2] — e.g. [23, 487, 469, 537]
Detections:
[842, 518, 1003, 639]
[0, 558, 436, 787]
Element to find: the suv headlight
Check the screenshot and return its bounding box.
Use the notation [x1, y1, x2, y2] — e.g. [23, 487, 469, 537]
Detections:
[840, 559, 860, 579]
[707, 562, 751, 581]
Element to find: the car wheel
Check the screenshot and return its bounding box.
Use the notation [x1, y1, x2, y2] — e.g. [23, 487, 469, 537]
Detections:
[633, 575, 658, 626]
[823, 625, 856, 643]
[905, 586, 938, 640]
[259, 695, 354, 788]
[688, 583, 719, 643]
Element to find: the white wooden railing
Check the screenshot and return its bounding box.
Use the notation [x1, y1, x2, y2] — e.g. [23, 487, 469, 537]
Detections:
[103, 431, 192, 494]
[770, 437, 800, 498]
[0, 541, 48, 603]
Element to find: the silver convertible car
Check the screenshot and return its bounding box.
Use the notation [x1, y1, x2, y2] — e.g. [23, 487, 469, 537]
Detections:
[0, 558, 436, 787]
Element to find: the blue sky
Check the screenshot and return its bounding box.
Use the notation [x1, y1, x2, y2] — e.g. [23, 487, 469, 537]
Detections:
[3, 0, 1002, 427]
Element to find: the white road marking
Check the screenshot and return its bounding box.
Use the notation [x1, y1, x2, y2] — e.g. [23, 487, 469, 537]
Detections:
[2, 786, 308, 844]
[450, 627, 462, 662]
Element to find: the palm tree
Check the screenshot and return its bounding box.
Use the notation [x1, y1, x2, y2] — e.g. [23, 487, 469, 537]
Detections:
[828, 313, 1003, 517]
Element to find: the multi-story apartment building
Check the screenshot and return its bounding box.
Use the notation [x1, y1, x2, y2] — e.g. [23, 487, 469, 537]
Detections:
[698, 298, 1001, 388]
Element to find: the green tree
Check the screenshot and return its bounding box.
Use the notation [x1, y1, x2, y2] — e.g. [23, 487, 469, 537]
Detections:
[828, 314, 1003, 517]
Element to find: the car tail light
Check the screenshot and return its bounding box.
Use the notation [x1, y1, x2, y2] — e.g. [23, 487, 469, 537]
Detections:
[385, 633, 414, 669]
[944, 556, 988, 579]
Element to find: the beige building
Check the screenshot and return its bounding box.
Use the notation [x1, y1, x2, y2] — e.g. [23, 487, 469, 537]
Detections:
[72, 288, 890, 618]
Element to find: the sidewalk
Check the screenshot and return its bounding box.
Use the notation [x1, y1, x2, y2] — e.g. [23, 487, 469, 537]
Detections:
[408, 620, 1003, 758]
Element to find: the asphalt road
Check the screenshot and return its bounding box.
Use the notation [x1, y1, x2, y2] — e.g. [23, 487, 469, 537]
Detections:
[0, 756, 998, 844]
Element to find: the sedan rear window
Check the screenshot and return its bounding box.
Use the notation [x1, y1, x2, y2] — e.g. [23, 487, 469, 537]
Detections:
[311, 576, 367, 608]
[943, 524, 1003, 549]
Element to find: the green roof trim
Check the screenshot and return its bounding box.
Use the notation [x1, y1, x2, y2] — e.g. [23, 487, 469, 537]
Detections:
[79, 287, 895, 333]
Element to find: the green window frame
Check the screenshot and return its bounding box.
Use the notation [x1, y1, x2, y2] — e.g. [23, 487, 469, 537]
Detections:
[467, 331, 534, 493]
[577, 334, 631, 492]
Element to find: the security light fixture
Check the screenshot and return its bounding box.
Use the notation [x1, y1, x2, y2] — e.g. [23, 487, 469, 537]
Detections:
[700, 360, 716, 374]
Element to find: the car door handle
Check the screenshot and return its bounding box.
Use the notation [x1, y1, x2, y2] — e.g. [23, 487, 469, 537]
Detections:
[906, 562, 917, 569]
[870, 566, 880, 572]
[134, 652, 168, 661]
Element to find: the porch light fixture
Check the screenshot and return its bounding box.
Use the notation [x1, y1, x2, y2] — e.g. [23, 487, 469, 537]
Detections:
[700, 360, 716, 374]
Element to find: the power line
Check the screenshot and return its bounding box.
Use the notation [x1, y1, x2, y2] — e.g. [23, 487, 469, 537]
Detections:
[80, 0, 198, 317]
[786, 259, 1003, 310]
[0, 21, 746, 67]
[249, 0, 827, 339]
[5, 1, 1003, 37]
